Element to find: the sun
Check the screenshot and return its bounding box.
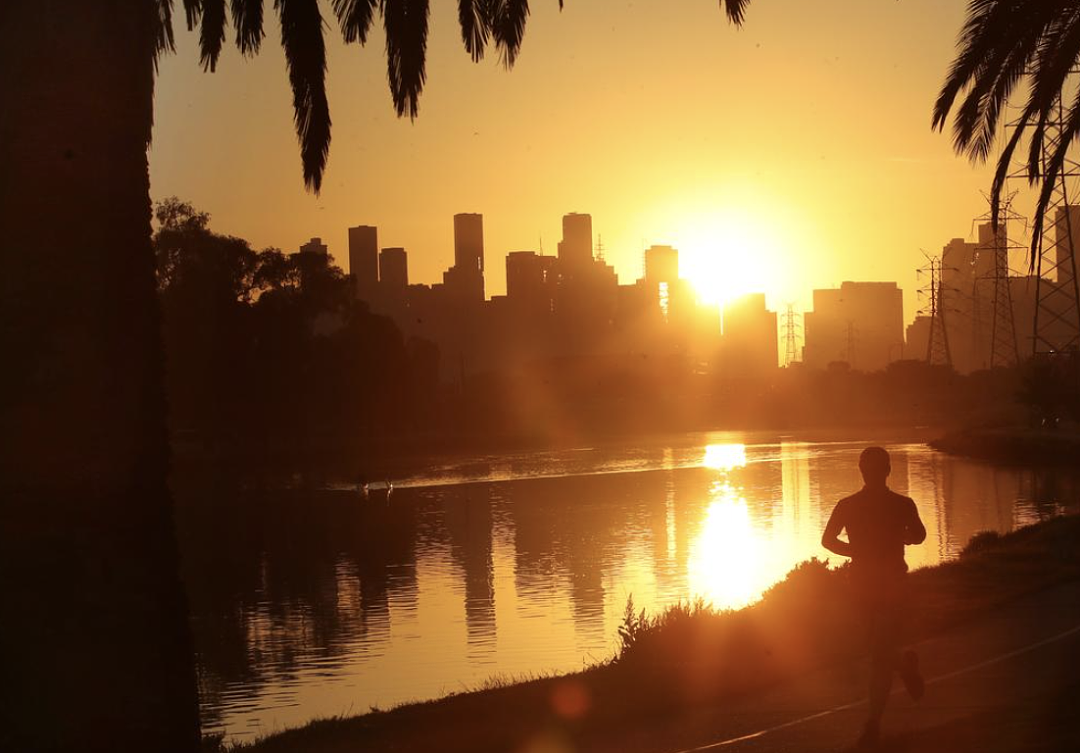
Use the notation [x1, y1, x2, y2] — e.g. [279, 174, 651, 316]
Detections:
[671, 209, 784, 307]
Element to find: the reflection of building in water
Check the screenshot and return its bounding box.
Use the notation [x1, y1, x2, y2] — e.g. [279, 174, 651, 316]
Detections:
[779, 440, 814, 537]
[803, 282, 904, 372]
[442, 490, 497, 659]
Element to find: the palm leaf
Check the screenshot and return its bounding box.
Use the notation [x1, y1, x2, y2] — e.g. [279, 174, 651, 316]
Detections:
[334, 0, 378, 44]
[231, 0, 265, 55]
[154, 0, 177, 65]
[276, 0, 332, 191]
[459, 0, 492, 62]
[183, 0, 203, 29]
[382, 0, 430, 119]
[200, 0, 227, 71]
[722, 0, 750, 26]
[492, 0, 529, 68]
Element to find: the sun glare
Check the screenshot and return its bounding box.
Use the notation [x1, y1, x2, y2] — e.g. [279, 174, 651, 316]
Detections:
[671, 209, 786, 307]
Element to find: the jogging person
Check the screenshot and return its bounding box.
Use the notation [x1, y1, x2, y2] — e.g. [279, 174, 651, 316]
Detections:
[821, 446, 927, 749]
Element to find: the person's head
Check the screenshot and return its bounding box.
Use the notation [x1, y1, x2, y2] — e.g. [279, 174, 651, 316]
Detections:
[859, 446, 891, 486]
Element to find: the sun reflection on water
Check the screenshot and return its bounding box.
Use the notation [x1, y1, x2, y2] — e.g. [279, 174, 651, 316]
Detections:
[703, 443, 747, 471]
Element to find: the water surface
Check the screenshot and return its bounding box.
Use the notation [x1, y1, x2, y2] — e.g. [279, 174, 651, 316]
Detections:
[176, 434, 1080, 742]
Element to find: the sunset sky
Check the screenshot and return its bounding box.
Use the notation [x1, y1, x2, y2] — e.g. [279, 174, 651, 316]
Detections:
[150, 0, 1012, 324]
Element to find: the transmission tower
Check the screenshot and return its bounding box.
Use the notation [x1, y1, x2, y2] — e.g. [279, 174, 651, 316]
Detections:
[919, 255, 953, 367]
[1007, 94, 1080, 355]
[974, 194, 1023, 368]
[781, 304, 801, 366]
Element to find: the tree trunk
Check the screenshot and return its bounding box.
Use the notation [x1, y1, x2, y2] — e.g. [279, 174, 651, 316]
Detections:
[0, 2, 200, 751]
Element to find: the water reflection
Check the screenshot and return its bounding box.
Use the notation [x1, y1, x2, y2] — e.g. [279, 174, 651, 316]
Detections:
[175, 437, 1080, 742]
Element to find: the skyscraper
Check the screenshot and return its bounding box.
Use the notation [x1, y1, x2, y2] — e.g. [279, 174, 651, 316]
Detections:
[379, 247, 408, 292]
[299, 237, 328, 256]
[445, 213, 485, 303]
[559, 213, 593, 271]
[348, 225, 379, 300]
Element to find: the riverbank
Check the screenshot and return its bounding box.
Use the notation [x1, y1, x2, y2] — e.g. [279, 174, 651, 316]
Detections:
[227, 514, 1080, 753]
[930, 426, 1080, 466]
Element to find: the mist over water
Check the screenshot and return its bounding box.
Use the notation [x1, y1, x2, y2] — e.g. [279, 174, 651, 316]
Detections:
[177, 433, 1080, 742]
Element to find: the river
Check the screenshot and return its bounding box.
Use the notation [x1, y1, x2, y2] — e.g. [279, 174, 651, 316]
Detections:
[175, 432, 1080, 742]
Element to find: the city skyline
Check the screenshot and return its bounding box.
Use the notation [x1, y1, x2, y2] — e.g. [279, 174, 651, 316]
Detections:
[150, 1, 1008, 321]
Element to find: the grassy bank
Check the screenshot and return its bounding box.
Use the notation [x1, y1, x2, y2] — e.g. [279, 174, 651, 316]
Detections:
[229, 514, 1080, 753]
[931, 426, 1080, 466]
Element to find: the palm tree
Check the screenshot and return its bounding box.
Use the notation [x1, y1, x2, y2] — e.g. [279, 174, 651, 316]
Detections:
[0, 2, 750, 751]
[933, 0, 1080, 256]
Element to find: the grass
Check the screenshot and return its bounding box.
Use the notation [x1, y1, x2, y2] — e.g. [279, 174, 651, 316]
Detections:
[233, 514, 1080, 753]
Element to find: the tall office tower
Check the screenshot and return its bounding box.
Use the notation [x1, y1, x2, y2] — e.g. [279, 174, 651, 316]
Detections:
[379, 247, 408, 292]
[446, 213, 485, 302]
[348, 225, 379, 300]
[453, 213, 484, 273]
[643, 244, 679, 284]
[559, 213, 593, 271]
[802, 282, 904, 372]
[299, 237, 328, 256]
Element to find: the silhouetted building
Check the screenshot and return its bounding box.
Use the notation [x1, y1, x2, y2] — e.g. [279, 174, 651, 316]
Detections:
[349, 225, 379, 301]
[299, 237, 328, 256]
[445, 213, 485, 303]
[506, 251, 556, 313]
[644, 244, 679, 284]
[559, 213, 593, 273]
[722, 293, 778, 374]
[379, 247, 408, 293]
[803, 282, 904, 372]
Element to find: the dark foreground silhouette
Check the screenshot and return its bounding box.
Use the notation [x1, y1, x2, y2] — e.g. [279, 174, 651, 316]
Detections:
[822, 446, 927, 749]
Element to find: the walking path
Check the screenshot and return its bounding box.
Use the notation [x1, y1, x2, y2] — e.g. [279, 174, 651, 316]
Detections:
[586, 580, 1080, 753]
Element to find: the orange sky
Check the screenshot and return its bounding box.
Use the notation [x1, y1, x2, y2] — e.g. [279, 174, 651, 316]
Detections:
[151, 0, 1014, 325]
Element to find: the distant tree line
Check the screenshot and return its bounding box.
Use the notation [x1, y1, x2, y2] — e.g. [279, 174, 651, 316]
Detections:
[154, 198, 439, 457]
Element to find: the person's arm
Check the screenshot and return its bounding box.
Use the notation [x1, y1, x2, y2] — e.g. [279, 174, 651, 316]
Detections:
[903, 498, 927, 545]
[821, 501, 853, 558]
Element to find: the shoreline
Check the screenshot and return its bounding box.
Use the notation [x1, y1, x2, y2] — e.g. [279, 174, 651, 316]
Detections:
[227, 514, 1080, 753]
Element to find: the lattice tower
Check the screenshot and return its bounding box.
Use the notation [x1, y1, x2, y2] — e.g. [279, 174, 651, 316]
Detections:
[1007, 94, 1080, 355]
[781, 304, 801, 366]
[919, 256, 953, 367]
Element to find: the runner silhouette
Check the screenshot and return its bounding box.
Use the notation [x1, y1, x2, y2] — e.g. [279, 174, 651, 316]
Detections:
[821, 446, 927, 750]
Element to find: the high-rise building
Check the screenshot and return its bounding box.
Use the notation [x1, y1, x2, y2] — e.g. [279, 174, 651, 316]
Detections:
[348, 225, 379, 300]
[446, 213, 485, 303]
[803, 282, 904, 372]
[379, 247, 408, 292]
[644, 245, 679, 284]
[299, 237, 328, 256]
[558, 213, 593, 271]
[506, 251, 556, 313]
[722, 293, 779, 375]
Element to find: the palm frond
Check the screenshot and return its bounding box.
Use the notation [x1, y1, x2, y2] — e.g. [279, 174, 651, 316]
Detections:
[459, 0, 492, 62]
[154, 0, 177, 66]
[231, 0, 265, 55]
[492, 0, 529, 69]
[382, 0, 430, 119]
[334, 0, 378, 44]
[276, 0, 332, 192]
[183, 0, 203, 29]
[721, 0, 751, 26]
[200, 0, 228, 71]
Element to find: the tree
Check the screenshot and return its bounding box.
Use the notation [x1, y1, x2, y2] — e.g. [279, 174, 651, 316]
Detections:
[933, 0, 1080, 256]
[0, 2, 749, 751]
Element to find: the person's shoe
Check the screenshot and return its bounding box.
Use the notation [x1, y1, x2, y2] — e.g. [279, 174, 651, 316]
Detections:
[855, 718, 880, 751]
[899, 649, 925, 701]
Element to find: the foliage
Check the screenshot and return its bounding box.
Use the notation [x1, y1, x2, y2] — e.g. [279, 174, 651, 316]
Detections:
[933, 0, 1080, 260]
[148, 1, 751, 191]
[153, 197, 431, 451]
